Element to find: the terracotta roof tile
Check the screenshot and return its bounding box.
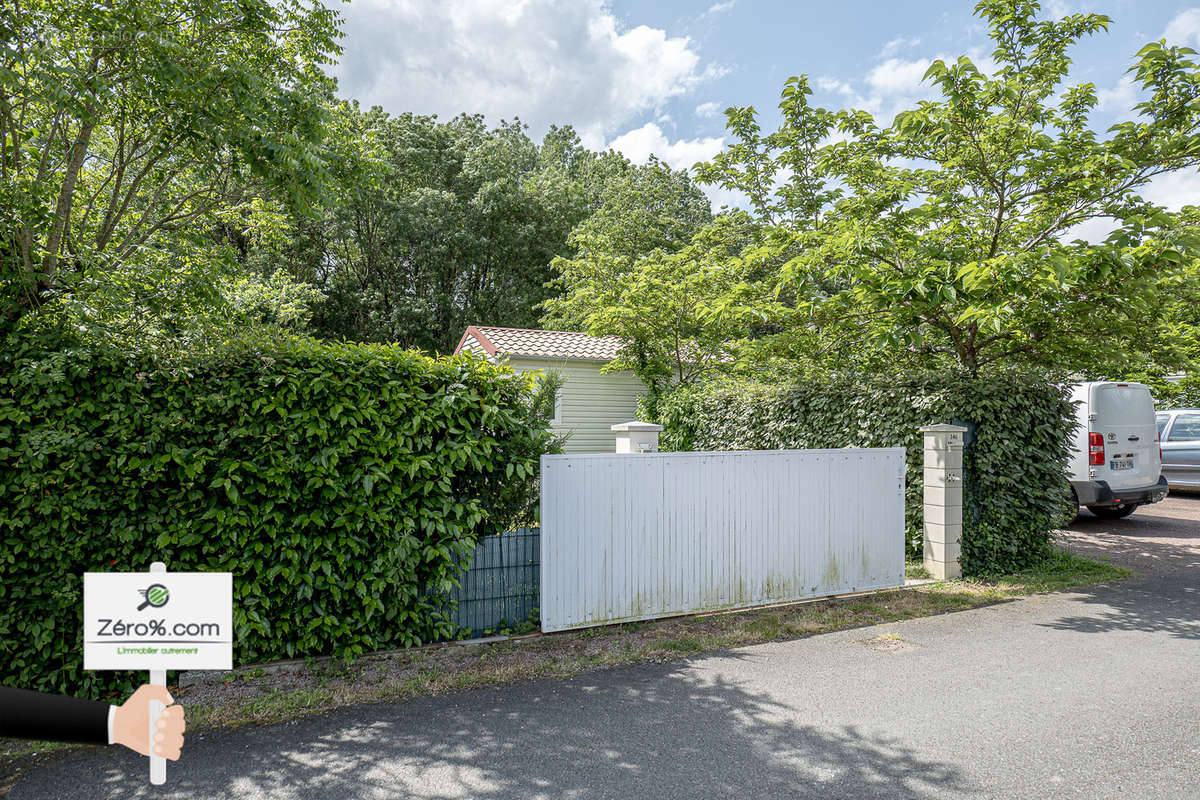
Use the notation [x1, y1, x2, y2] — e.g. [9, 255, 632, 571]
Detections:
[454, 326, 624, 361]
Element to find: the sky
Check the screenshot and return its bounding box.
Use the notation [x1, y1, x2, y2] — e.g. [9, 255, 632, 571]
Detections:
[330, 1, 1200, 214]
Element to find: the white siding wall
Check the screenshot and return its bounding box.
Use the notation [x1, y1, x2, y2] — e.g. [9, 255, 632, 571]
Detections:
[540, 448, 907, 631]
[508, 357, 645, 454]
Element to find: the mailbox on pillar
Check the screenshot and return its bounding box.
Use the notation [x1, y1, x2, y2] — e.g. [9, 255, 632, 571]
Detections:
[920, 424, 966, 579]
[611, 421, 663, 453]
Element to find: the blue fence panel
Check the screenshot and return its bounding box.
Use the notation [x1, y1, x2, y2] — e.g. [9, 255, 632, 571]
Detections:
[445, 528, 540, 638]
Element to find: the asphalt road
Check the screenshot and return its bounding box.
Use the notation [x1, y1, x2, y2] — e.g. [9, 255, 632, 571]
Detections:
[10, 497, 1200, 800]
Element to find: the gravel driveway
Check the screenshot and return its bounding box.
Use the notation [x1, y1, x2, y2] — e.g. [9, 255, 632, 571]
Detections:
[1057, 491, 1200, 576]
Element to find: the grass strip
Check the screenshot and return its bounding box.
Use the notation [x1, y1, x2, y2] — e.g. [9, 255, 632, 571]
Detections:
[1, 549, 1129, 765]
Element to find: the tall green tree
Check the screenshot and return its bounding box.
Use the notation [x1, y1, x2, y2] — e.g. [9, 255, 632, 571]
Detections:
[541, 155, 719, 391]
[0, 0, 342, 336]
[256, 109, 599, 353]
[697, 0, 1200, 375]
[259, 108, 701, 354]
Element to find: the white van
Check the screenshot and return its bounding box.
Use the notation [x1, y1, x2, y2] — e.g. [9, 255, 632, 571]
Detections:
[1068, 381, 1169, 518]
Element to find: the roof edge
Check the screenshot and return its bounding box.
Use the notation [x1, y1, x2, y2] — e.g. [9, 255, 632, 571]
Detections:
[504, 353, 617, 364]
[455, 326, 498, 357]
[473, 325, 620, 340]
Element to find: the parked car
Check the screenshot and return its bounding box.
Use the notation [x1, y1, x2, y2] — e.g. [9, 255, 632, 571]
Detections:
[1155, 409, 1200, 489]
[1067, 381, 1169, 519]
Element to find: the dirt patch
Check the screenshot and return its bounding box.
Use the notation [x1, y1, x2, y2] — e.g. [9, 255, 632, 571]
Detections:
[858, 634, 918, 653]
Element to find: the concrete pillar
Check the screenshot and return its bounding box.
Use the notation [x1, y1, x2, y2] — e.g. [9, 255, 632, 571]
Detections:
[920, 424, 966, 579]
[611, 421, 663, 453]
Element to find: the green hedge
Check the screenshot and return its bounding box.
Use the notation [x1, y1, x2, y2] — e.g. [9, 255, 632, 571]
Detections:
[0, 336, 551, 698]
[1147, 375, 1200, 409]
[651, 373, 1076, 575]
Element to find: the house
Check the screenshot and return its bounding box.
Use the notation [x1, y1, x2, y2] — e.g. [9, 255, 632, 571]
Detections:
[454, 326, 646, 453]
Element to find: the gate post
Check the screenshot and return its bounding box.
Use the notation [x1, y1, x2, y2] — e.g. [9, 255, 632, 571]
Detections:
[920, 424, 967, 579]
[611, 421, 662, 453]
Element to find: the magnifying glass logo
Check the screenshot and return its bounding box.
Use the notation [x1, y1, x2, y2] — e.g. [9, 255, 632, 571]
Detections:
[137, 583, 170, 611]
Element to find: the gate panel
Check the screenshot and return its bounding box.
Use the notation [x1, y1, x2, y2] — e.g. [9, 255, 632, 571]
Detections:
[540, 448, 906, 632]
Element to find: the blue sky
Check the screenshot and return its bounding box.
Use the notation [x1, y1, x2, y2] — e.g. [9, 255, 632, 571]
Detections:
[332, 1, 1200, 210]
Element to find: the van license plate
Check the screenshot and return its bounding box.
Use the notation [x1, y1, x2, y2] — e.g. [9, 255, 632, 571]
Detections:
[1110, 459, 1133, 471]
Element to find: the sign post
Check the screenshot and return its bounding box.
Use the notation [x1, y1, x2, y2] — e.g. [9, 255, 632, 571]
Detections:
[84, 562, 232, 785]
[148, 562, 167, 785]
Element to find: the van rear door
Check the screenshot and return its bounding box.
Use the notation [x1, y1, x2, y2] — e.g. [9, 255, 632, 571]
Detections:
[1090, 383, 1160, 491]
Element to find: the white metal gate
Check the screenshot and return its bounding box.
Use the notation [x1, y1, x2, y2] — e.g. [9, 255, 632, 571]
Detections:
[540, 448, 906, 632]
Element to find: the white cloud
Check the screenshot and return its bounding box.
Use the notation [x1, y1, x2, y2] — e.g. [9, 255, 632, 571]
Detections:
[703, 184, 751, 212]
[1043, 0, 1075, 18]
[606, 122, 740, 211]
[333, 0, 717, 148]
[1096, 75, 1140, 121]
[607, 122, 725, 172]
[1163, 8, 1200, 47]
[695, 101, 722, 118]
[1061, 216, 1119, 244]
[1143, 169, 1200, 211]
[1060, 170, 1200, 244]
[866, 56, 936, 98]
[815, 76, 854, 96]
[880, 36, 921, 58]
[826, 47, 999, 124]
[700, 1, 736, 19]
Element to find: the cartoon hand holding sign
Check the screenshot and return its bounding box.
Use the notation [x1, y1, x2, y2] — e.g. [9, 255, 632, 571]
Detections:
[1, 562, 221, 782]
[85, 561, 231, 784]
[0, 682, 183, 757]
[113, 684, 186, 759]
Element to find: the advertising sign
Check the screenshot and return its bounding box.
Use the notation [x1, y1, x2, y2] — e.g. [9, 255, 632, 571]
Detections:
[84, 570, 233, 670]
[84, 563, 232, 784]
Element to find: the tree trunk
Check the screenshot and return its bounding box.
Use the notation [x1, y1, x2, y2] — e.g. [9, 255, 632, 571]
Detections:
[41, 115, 97, 282]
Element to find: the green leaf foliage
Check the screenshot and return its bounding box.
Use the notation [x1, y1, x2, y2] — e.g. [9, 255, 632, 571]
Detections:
[1143, 374, 1200, 409]
[0, 334, 553, 698]
[653, 373, 1077, 576]
[541, 156, 727, 397]
[687, 2, 1200, 376]
[1, 0, 340, 339]
[259, 108, 696, 355]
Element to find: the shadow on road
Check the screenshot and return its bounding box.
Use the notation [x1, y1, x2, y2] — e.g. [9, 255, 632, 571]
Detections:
[1037, 573, 1200, 641]
[1047, 493, 1200, 641]
[13, 660, 972, 800]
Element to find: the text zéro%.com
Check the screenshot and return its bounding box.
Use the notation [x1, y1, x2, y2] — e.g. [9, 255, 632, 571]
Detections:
[96, 619, 221, 637]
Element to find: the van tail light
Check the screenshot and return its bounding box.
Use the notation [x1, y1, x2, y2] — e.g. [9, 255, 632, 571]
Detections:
[1158, 431, 1162, 462]
[1088, 432, 1105, 466]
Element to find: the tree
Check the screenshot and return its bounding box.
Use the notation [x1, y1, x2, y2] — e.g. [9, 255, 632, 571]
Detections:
[547, 213, 752, 398]
[697, 0, 1200, 375]
[0, 0, 342, 335]
[541, 155, 720, 393]
[259, 108, 605, 353]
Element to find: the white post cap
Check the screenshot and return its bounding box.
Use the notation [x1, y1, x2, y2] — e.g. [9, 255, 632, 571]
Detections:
[610, 421, 664, 432]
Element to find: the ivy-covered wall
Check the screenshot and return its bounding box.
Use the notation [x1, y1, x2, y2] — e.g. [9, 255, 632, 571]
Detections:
[0, 337, 551, 698]
[651, 373, 1077, 576]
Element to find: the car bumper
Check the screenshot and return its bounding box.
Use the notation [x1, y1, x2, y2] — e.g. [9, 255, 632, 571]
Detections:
[1071, 475, 1170, 507]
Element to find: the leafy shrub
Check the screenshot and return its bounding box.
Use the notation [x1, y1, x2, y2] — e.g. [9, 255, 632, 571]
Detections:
[652, 373, 1076, 575]
[0, 335, 552, 698]
[1145, 375, 1200, 409]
